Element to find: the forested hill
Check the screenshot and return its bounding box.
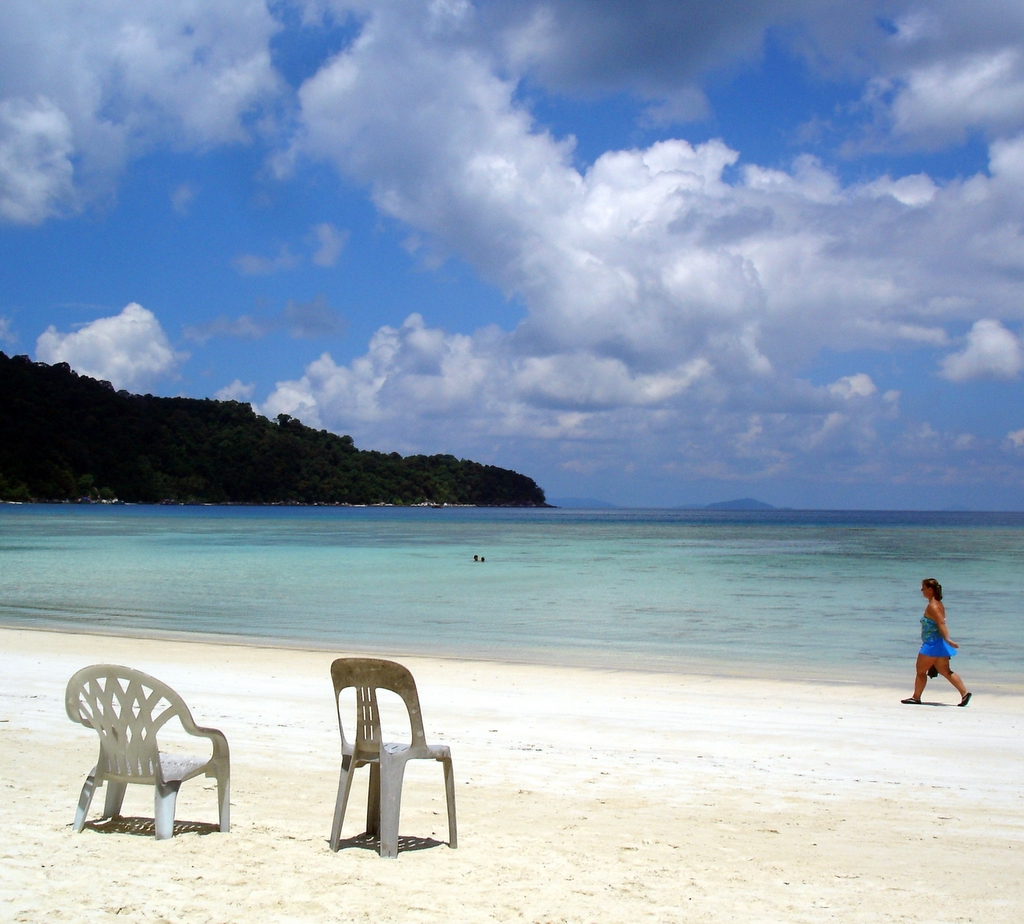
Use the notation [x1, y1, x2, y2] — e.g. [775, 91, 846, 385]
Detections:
[0, 352, 548, 506]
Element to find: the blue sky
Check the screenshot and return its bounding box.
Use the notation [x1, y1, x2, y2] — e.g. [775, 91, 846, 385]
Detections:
[2, 1, 1024, 508]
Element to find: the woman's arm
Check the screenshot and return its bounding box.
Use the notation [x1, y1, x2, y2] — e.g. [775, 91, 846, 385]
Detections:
[929, 601, 959, 649]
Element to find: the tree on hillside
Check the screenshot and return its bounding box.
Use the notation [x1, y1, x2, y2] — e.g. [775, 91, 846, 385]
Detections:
[0, 352, 547, 506]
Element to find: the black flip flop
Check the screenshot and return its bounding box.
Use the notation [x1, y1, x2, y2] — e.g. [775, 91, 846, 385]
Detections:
[901, 697, 921, 704]
[958, 692, 972, 707]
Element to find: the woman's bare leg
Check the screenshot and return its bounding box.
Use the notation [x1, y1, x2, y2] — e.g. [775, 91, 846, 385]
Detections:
[911, 654, 932, 700]
[935, 658, 968, 698]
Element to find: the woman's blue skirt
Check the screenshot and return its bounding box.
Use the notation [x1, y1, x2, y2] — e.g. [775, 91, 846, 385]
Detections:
[920, 638, 956, 658]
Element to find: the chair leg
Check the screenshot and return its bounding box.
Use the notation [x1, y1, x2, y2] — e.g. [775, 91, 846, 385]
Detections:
[154, 781, 181, 840]
[72, 769, 99, 832]
[102, 781, 127, 820]
[330, 756, 356, 852]
[216, 770, 230, 833]
[365, 762, 381, 837]
[442, 757, 457, 849]
[378, 754, 408, 859]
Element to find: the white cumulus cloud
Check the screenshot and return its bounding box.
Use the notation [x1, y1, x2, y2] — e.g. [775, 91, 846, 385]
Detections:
[214, 379, 256, 402]
[940, 319, 1023, 382]
[0, 315, 17, 346]
[309, 222, 349, 267]
[261, 310, 898, 486]
[882, 46, 1024, 148]
[0, 96, 76, 223]
[829, 373, 877, 399]
[0, 1, 281, 223]
[35, 302, 185, 391]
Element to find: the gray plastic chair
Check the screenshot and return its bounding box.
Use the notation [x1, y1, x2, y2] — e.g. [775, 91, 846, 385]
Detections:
[329, 658, 457, 858]
[65, 664, 230, 840]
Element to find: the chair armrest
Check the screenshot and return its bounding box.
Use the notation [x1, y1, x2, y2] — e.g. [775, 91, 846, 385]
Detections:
[190, 725, 230, 763]
[176, 705, 229, 763]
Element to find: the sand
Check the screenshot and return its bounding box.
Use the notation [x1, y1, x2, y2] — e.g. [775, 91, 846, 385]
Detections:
[1, 625, 1022, 923]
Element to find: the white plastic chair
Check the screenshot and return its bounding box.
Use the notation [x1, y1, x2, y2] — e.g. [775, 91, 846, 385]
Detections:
[329, 658, 457, 858]
[65, 664, 230, 840]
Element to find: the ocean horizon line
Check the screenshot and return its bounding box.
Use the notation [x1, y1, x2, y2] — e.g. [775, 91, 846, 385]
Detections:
[4, 499, 1024, 514]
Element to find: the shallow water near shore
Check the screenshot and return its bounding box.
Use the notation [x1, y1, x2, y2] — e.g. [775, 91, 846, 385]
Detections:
[1, 504, 1022, 685]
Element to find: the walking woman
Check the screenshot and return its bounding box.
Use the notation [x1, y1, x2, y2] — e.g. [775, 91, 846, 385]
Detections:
[902, 578, 972, 706]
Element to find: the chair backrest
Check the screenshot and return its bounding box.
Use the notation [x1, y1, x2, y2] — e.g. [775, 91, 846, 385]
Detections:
[65, 664, 192, 782]
[330, 658, 427, 756]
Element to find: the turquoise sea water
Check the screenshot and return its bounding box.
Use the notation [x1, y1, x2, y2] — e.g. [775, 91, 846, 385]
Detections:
[1, 505, 1022, 684]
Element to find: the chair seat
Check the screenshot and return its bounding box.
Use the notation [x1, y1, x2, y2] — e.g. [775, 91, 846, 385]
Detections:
[159, 754, 214, 783]
[380, 741, 451, 759]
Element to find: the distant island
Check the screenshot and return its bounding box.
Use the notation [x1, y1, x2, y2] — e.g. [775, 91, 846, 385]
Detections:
[703, 498, 776, 510]
[546, 497, 779, 510]
[0, 352, 547, 506]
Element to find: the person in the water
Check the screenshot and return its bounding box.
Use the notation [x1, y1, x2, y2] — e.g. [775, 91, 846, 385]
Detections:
[902, 578, 971, 706]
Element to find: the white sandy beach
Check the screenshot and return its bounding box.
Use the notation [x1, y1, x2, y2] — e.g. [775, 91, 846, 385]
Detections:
[1, 625, 1022, 923]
